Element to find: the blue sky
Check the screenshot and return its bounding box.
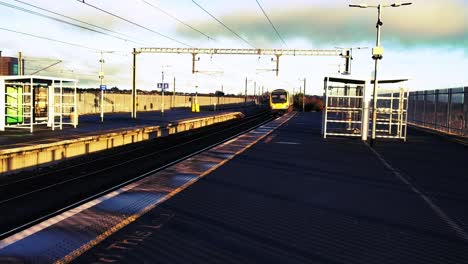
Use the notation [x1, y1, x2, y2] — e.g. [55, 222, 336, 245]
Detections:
[0, 0, 466, 95]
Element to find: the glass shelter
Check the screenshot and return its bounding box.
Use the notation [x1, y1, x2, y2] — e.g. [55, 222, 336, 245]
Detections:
[0, 76, 78, 133]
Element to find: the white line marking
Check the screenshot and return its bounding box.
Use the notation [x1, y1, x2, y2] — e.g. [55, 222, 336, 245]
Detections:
[0, 186, 136, 249]
[275, 141, 300, 145]
[365, 143, 468, 241]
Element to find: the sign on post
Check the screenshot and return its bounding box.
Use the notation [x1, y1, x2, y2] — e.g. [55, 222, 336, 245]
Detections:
[100, 85, 107, 90]
[157, 83, 169, 91]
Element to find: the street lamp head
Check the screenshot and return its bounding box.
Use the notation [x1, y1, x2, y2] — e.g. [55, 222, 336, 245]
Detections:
[350, 2, 412, 8]
[349, 4, 368, 8]
[391, 2, 412, 7]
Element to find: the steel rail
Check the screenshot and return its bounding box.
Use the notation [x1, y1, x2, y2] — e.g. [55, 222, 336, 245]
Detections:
[0, 113, 273, 239]
[0, 110, 263, 188]
[0, 111, 269, 198]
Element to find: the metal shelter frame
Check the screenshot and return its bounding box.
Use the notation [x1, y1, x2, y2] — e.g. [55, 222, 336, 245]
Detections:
[0, 75, 77, 133]
[131, 47, 350, 118]
[322, 76, 409, 141]
[371, 80, 410, 140]
[322, 77, 366, 138]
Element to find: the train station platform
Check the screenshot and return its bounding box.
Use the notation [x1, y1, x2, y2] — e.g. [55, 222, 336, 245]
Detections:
[1, 112, 467, 263]
[0, 108, 248, 174]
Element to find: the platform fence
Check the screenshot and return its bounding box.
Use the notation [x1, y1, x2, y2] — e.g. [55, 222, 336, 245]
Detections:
[408, 87, 468, 137]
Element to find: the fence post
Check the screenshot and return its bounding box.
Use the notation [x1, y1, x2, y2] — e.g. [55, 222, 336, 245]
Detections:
[411, 91, 416, 123]
[464, 87, 468, 136]
[423, 90, 427, 126]
[434, 90, 439, 130]
[414, 91, 417, 123]
[447, 89, 452, 134]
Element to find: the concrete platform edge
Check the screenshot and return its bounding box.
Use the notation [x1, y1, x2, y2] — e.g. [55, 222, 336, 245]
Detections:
[0, 112, 244, 175]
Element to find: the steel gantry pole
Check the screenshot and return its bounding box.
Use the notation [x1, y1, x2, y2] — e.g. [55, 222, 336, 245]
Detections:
[244, 77, 248, 104]
[221, 84, 224, 105]
[161, 70, 165, 117]
[254, 81, 257, 105]
[275, 55, 280, 76]
[132, 48, 138, 119]
[18, 52, 23, 75]
[192, 53, 197, 74]
[261, 85, 264, 105]
[303, 78, 306, 112]
[172, 76, 176, 108]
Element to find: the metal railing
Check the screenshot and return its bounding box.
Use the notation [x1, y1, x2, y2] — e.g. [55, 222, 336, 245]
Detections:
[408, 87, 468, 137]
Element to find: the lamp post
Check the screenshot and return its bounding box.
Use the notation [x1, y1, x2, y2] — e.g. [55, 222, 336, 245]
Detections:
[195, 85, 198, 108]
[160, 65, 172, 117]
[349, 2, 412, 146]
[99, 53, 105, 123]
[98, 51, 114, 122]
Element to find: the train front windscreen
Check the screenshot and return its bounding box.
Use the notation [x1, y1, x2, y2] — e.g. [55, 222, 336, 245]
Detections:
[271, 93, 287, 103]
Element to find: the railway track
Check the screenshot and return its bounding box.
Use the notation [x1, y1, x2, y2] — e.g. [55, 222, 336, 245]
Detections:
[0, 109, 272, 239]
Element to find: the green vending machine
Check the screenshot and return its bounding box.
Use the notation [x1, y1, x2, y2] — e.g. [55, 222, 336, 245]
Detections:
[6, 86, 24, 124]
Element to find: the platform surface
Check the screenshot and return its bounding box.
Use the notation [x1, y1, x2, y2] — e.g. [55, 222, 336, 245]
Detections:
[0, 108, 245, 151]
[69, 112, 468, 263]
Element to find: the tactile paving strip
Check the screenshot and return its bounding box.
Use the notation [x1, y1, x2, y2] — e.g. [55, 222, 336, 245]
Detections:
[0, 113, 294, 263]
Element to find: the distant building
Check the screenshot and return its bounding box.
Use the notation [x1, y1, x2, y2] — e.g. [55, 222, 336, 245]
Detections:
[0, 51, 23, 75]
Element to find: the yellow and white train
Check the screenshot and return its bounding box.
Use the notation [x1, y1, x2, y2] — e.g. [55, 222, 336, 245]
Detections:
[269, 89, 292, 116]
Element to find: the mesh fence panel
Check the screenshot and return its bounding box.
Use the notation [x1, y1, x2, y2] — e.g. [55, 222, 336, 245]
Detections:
[408, 87, 468, 137]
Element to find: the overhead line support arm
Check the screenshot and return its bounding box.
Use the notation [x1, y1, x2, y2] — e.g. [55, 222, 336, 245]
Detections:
[137, 47, 347, 77]
[137, 48, 343, 57]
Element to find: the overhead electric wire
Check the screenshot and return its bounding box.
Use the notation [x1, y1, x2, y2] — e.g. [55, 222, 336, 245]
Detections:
[140, 0, 216, 41]
[192, 0, 256, 49]
[0, 26, 100, 51]
[22, 56, 61, 62]
[10, 0, 152, 46]
[254, 0, 288, 48]
[22, 66, 132, 82]
[29, 61, 63, 75]
[75, 0, 193, 47]
[0, 1, 146, 46]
